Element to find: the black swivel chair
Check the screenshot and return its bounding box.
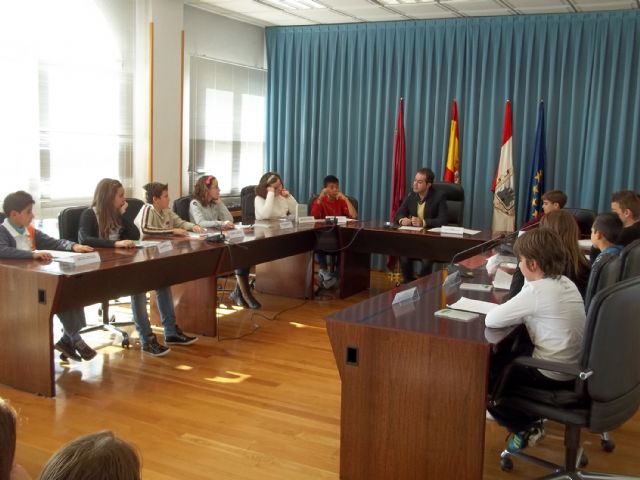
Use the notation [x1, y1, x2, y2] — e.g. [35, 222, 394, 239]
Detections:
[583, 254, 622, 311]
[240, 185, 257, 225]
[565, 208, 597, 238]
[432, 182, 464, 226]
[0, 212, 6, 223]
[172, 195, 192, 223]
[491, 277, 640, 478]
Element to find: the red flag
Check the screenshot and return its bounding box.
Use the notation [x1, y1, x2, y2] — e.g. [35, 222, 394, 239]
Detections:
[443, 100, 460, 183]
[389, 98, 406, 221]
[387, 98, 406, 271]
[491, 101, 516, 233]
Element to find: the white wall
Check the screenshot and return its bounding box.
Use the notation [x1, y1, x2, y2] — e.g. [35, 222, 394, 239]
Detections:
[133, 3, 265, 199]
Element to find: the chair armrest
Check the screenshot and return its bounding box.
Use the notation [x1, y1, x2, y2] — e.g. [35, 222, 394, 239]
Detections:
[512, 356, 584, 377]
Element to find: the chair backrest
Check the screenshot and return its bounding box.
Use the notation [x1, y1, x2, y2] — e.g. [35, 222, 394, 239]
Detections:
[582, 277, 640, 432]
[0, 212, 6, 224]
[619, 239, 640, 280]
[58, 206, 89, 242]
[240, 185, 257, 225]
[172, 196, 191, 222]
[565, 208, 596, 237]
[583, 253, 622, 310]
[432, 182, 464, 226]
[123, 197, 144, 225]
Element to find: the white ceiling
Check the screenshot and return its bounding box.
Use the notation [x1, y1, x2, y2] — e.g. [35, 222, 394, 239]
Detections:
[186, 0, 640, 27]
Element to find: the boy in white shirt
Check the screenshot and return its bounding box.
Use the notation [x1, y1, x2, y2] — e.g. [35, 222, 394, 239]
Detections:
[486, 228, 586, 452]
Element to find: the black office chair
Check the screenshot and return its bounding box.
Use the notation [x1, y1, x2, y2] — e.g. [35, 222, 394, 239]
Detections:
[0, 212, 6, 223]
[240, 185, 257, 225]
[565, 208, 597, 238]
[123, 197, 144, 225]
[172, 195, 191, 222]
[58, 204, 137, 349]
[583, 254, 622, 311]
[619, 239, 640, 280]
[492, 277, 640, 478]
[432, 182, 464, 226]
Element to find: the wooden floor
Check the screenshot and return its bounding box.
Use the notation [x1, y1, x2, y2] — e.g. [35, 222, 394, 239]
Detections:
[3, 272, 639, 479]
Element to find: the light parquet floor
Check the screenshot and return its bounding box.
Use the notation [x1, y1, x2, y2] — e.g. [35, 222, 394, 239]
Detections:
[2, 272, 639, 479]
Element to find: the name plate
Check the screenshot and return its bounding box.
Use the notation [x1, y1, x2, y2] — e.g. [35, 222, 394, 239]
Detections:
[156, 241, 173, 253]
[226, 228, 245, 241]
[58, 251, 101, 266]
[392, 286, 419, 305]
[297, 216, 316, 224]
[279, 220, 294, 230]
[440, 225, 465, 235]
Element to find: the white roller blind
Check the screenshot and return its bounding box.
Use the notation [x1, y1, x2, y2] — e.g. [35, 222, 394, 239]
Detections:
[188, 56, 266, 195]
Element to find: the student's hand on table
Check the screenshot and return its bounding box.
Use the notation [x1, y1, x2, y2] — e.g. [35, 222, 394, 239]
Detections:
[410, 216, 424, 227]
[72, 244, 94, 253]
[173, 228, 188, 236]
[115, 240, 135, 248]
[119, 201, 128, 215]
[32, 251, 53, 262]
[192, 225, 205, 233]
[399, 217, 412, 226]
[221, 221, 234, 230]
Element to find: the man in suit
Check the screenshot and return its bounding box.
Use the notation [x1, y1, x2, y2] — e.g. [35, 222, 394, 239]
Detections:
[395, 167, 448, 283]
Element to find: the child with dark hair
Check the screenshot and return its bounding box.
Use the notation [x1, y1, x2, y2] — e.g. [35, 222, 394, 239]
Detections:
[486, 228, 586, 452]
[311, 175, 357, 289]
[135, 182, 204, 236]
[38, 431, 140, 480]
[0, 191, 97, 362]
[591, 212, 624, 261]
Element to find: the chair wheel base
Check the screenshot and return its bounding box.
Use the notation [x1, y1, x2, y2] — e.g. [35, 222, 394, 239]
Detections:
[601, 439, 615, 452]
[500, 456, 514, 472]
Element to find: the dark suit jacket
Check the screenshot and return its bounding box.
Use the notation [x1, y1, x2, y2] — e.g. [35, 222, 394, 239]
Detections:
[618, 221, 640, 246]
[394, 187, 448, 228]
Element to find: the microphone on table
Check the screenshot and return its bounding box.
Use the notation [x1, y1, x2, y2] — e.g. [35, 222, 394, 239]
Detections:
[446, 233, 507, 284]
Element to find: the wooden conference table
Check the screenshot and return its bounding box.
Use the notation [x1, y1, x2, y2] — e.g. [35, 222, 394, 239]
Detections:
[0, 221, 491, 397]
[326, 263, 514, 480]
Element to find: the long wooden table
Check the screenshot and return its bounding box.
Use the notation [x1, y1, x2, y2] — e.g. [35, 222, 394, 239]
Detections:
[326, 262, 513, 480]
[0, 221, 493, 396]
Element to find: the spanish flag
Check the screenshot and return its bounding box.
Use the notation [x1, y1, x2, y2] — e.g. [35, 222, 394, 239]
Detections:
[443, 99, 460, 184]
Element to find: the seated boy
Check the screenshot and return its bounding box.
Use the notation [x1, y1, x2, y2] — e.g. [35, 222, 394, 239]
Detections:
[310, 175, 357, 289]
[485, 228, 586, 452]
[520, 189, 567, 229]
[591, 212, 623, 264]
[0, 191, 97, 361]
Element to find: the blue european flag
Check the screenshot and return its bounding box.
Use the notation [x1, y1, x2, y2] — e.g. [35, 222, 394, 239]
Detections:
[527, 101, 546, 221]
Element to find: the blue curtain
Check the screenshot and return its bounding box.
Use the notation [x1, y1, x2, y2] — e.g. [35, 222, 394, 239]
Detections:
[265, 11, 640, 232]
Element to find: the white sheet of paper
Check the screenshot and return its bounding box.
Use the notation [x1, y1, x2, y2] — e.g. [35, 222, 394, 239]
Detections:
[448, 297, 499, 315]
[428, 227, 481, 235]
[398, 226, 423, 231]
[493, 268, 513, 290]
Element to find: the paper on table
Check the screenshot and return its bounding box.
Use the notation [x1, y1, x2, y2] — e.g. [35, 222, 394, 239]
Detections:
[134, 240, 161, 248]
[448, 297, 499, 315]
[35, 250, 80, 262]
[428, 227, 481, 235]
[398, 226, 423, 231]
[493, 268, 513, 290]
[578, 239, 593, 249]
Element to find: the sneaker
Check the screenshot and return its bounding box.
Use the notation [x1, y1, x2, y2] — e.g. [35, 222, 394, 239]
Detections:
[322, 275, 339, 289]
[507, 432, 527, 452]
[54, 337, 82, 362]
[142, 337, 171, 357]
[165, 325, 198, 345]
[319, 269, 331, 282]
[73, 339, 97, 361]
[526, 423, 546, 447]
